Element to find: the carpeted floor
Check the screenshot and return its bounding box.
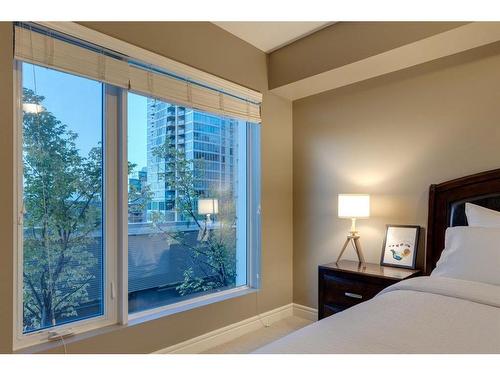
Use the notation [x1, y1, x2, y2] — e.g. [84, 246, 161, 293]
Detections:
[201, 316, 312, 354]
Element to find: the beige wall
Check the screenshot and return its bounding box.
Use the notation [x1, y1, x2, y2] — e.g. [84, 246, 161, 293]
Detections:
[0, 22, 14, 354]
[268, 22, 466, 89]
[293, 42, 500, 308]
[79, 22, 267, 92]
[0, 22, 293, 353]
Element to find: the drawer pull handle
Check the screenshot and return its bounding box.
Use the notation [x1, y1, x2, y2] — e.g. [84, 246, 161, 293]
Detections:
[345, 292, 363, 299]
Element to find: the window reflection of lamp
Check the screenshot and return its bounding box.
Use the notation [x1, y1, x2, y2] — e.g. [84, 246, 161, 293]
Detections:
[198, 198, 219, 223]
[197, 198, 219, 242]
[23, 103, 43, 114]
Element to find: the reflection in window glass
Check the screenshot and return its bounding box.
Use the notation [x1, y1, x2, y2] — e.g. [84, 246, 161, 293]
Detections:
[21, 63, 104, 333]
[127, 93, 247, 313]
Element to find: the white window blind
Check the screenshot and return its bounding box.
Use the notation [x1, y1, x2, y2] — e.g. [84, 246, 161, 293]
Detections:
[15, 25, 130, 89]
[14, 24, 262, 123]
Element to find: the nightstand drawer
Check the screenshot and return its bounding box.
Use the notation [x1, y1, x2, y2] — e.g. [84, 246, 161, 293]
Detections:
[318, 260, 421, 320]
[322, 274, 382, 307]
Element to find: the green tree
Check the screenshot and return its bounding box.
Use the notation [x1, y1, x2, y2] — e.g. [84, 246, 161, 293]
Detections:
[151, 144, 237, 295]
[22, 88, 102, 331]
[127, 162, 152, 223]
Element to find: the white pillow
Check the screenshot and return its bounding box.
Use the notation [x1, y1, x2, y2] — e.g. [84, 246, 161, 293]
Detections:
[465, 202, 500, 228]
[432, 226, 500, 286]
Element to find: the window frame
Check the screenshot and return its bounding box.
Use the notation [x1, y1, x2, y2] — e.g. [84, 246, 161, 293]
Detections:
[12, 61, 119, 350]
[122, 91, 261, 322]
[12, 23, 262, 351]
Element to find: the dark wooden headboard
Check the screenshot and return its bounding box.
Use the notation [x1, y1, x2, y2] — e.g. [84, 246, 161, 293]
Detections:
[426, 168, 500, 274]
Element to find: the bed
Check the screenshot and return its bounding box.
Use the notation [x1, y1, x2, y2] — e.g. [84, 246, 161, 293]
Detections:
[255, 169, 500, 354]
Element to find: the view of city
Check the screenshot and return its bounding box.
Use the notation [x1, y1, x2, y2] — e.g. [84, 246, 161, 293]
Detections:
[21, 62, 248, 333]
[127, 93, 247, 313]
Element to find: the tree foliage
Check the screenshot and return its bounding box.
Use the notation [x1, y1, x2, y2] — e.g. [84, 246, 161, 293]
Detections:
[151, 144, 237, 295]
[22, 88, 102, 331]
[127, 162, 152, 223]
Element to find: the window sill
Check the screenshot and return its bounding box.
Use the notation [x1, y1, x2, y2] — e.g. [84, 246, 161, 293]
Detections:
[14, 286, 258, 353]
[13, 321, 122, 354]
[128, 285, 258, 326]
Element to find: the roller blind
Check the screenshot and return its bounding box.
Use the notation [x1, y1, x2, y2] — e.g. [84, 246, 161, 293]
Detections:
[14, 24, 262, 123]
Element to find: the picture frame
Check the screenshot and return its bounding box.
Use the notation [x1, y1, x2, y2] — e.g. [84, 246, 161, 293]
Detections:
[380, 225, 420, 269]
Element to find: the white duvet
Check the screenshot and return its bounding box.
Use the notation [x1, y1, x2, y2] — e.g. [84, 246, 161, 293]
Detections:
[255, 276, 500, 353]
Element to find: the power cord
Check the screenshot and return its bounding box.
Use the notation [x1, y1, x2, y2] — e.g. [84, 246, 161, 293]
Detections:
[60, 335, 68, 354]
[48, 330, 73, 354]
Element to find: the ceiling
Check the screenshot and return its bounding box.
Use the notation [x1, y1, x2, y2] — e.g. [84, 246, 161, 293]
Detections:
[213, 22, 332, 53]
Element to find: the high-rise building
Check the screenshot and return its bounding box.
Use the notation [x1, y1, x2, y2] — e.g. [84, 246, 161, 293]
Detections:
[146, 99, 239, 222]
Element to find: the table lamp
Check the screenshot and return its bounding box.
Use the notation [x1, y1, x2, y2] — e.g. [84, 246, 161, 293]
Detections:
[336, 194, 370, 264]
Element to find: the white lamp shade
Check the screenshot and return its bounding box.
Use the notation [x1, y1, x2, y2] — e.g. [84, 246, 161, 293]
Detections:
[198, 198, 219, 215]
[338, 194, 370, 218]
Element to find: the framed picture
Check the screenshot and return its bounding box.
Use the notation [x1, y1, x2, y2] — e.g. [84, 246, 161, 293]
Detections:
[380, 225, 420, 269]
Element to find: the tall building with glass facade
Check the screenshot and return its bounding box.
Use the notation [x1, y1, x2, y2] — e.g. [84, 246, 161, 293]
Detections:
[146, 98, 238, 222]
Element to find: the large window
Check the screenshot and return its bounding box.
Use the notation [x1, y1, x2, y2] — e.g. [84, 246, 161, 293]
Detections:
[14, 23, 261, 350]
[127, 94, 248, 314]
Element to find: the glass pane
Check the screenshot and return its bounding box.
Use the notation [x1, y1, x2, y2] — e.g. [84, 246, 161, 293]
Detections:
[127, 93, 247, 314]
[21, 63, 104, 333]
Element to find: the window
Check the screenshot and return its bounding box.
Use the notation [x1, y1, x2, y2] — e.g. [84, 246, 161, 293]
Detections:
[127, 94, 249, 314]
[16, 62, 118, 344]
[13, 23, 261, 350]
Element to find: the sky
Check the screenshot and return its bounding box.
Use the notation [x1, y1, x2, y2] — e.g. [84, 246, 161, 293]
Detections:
[22, 63, 148, 173]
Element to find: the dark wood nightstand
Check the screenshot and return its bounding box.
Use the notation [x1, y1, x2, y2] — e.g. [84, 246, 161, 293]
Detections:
[318, 260, 421, 320]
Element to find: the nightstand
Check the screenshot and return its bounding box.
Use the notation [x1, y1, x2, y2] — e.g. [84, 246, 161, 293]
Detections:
[318, 260, 421, 320]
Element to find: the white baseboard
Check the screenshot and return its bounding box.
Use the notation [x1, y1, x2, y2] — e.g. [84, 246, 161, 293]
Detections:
[153, 302, 317, 354]
[293, 303, 318, 322]
[154, 303, 294, 354]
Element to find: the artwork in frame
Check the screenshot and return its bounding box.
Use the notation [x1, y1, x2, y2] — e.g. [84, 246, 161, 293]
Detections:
[380, 225, 420, 269]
